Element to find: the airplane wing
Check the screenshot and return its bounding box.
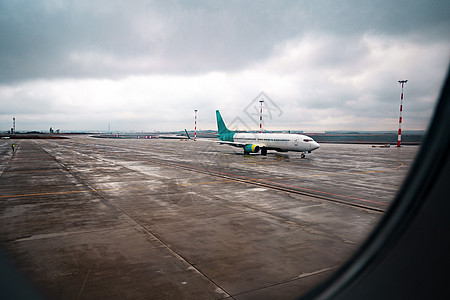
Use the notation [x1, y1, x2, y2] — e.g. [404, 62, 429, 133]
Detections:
[183, 134, 246, 147]
[183, 129, 266, 153]
[216, 140, 247, 147]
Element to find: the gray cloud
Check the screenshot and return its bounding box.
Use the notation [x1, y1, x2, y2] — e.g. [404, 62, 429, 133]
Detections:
[1, 0, 449, 83]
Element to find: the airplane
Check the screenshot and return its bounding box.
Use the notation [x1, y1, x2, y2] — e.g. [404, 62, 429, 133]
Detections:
[186, 110, 320, 158]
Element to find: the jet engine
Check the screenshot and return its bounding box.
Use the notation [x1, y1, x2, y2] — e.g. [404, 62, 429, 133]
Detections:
[244, 144, 260, 153]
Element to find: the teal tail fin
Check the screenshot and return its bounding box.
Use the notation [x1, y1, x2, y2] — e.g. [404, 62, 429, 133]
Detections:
[216, 110, 235, 141]
[184, 129, 191, 139]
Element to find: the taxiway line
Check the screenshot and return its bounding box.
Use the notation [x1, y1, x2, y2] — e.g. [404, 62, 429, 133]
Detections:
[2, 161, 404, 179]
[0, 179, 237, 199]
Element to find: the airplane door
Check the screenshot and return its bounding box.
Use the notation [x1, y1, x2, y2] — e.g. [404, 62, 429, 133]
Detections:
[294, 139, 298, 146]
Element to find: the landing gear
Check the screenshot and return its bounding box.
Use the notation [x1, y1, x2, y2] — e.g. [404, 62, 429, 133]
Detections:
[261, 148, 267, 156]
[301, 153, 306, 159]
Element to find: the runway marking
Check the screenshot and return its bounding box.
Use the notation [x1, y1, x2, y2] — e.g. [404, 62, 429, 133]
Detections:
[0, 179, 237, 199]
[3, 167, 117, 174]
[1, 162, 405, 177]
[3, 169, 70, 174]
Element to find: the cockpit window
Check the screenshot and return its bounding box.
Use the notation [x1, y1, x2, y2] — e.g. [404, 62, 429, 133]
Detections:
[303, 139, 313, 142]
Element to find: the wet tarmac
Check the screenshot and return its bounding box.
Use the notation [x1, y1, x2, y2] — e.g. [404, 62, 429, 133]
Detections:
[0, 137, 419, 299]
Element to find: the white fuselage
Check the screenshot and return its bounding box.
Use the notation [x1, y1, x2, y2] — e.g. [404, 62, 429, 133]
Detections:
[233, 132, 319, 152]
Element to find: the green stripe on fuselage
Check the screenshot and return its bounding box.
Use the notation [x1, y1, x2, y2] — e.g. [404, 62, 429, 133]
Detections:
[218, 131, 235, 142]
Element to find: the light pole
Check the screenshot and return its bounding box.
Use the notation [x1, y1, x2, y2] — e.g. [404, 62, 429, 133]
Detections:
[194, 109, 198, 141]
[397, 80, 408, 147]
[259, 100, 264, 133]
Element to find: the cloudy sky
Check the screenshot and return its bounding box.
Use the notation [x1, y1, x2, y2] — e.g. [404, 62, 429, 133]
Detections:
[0, 0, 449, 132]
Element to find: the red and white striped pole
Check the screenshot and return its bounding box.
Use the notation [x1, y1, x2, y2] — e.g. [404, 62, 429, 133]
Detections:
[194, 109, 198, 141]
[259, 99, 264, 133]
[397, 80, 408, 147]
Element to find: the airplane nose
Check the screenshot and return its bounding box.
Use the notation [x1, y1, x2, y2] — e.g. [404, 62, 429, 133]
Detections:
[312, 142, 320, 150]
